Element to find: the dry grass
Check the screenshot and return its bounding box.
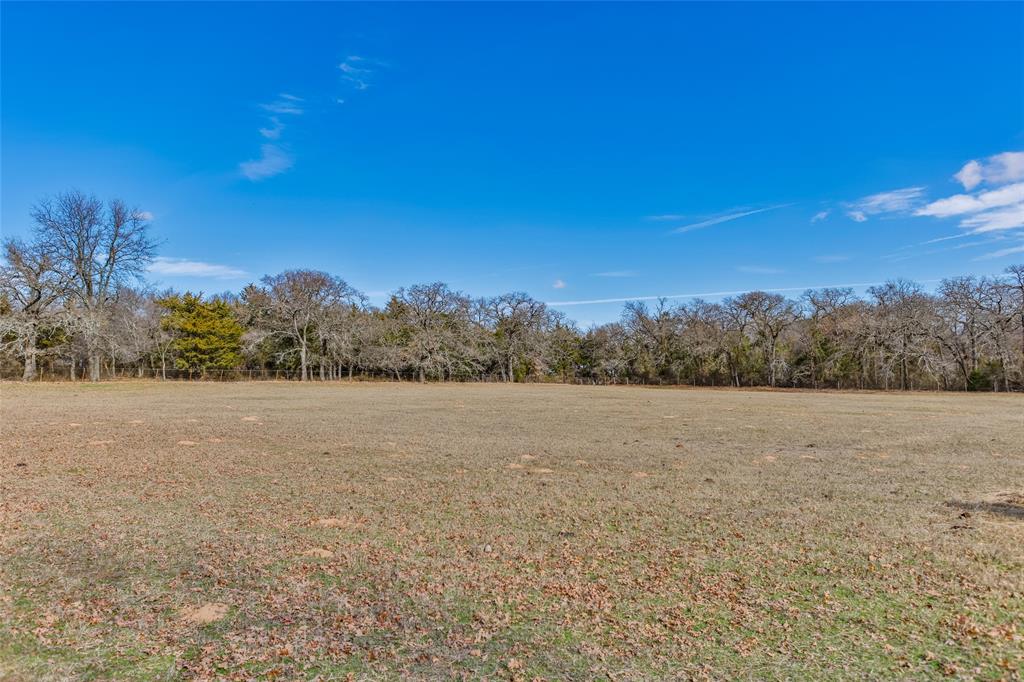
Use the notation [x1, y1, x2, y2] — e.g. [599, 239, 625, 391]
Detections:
[1, 382, 1022, 680]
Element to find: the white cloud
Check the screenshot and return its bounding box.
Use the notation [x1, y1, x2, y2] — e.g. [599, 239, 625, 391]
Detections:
[736, 266, 784, 275]
[552, 279, 567, 289]
[339, 55, 377, 90]
[260, 96, 304, 115]
[974, 243, 1024, 260]
[883, 234, 1009, 262]
[148, 257, 247, 279]
[593, 270, 637, 278]
[259, 116, 284, 140]
[672, 205, 789, 233]
[959, 203, 1024, 233]
[914, 182, 1024, 219]
[914, 180, 1024, 235]
[240, 144, 294, 181]
[339, 62, 369, 76]
[953, 151, 1024, 190]
[243, 93, 305, 179]
[546, 281, 891, 307]
[810, 210, 830, 223]
[954, 160, 983, 191]
[137, 211, 154, 221]
[844, 187, 925, 221]
[867, 152, 1024, 249]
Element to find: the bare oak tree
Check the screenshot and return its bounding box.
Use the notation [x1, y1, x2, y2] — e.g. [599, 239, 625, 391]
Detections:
[243, 270, 363, 381]
[0, 238, 68, 380]
[31, 190, 156, 380]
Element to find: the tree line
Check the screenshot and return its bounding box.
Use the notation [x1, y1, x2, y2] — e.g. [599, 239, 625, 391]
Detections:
[3, 190, 1023, 390]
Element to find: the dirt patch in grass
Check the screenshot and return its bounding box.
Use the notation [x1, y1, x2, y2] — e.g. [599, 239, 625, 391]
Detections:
[1, 382, 1022, 679]
[181, 603, 230, 625]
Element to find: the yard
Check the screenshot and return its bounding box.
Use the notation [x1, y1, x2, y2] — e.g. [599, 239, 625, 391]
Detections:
[1, 382, 1021, 679]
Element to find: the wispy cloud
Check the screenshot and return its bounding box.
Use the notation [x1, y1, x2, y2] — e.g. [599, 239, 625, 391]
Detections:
[954, 151, 1024, 190]
[736, 265, 784, 275]
[339, 55, 386, 92]
[973, 240, 1024, 260]
[959, 203, 1024, 234]
[260, 94, 305, 115]
[843, 151, 1024, 258]
[672, 205, 789, 234]
[137, 211, 155, 221]
[592, 270, 637, 278]
[241, 94, 305, 181]
[844, 187, 925, 222]
[552, 279, 567, 289]
[148, 257, 247, 280]
[812, 254, 850, 263]
[547, 281, 895, 307]
[914, 152, 1024, 237]
[240, 144, 294, 181]
[914, 182, 1024, 219]
[645, 214, 686, 222]
[810, 210, 830, 223]
[259, 116, 285, 140]
[884, 235, 1008, 262]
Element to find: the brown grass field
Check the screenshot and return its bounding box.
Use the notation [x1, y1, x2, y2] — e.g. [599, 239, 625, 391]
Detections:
[1, 382, 1022, 680]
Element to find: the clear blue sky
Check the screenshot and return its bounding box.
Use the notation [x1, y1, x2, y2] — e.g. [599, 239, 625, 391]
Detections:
[3, 2, 1023, 325]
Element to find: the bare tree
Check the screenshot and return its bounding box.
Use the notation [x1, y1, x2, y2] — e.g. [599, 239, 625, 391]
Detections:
[243, 270, 364, 381]
[320, 301, 372, 380]
[479, 292, 553, 382]
[107, 287, 169, 378]
[867, 280, 935, 390]
[726, 291, 799, 387]
[390, 283, 473, 382]
[621, 299, 682, 383]
[0, 238, 69, 380]
[31, 191, 156, 380]
[1005, 264, 1024, 367]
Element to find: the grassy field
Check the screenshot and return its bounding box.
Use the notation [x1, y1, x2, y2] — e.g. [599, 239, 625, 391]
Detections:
[1, 382, 1022, 680]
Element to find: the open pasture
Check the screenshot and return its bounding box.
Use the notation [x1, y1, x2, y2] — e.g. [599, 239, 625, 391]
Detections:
[1, 383, 1022, 680]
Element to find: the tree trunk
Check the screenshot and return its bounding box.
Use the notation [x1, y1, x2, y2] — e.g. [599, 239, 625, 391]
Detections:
[348, 365, 354, 380]
[22, 338, 37, 382]
[419, 366, 425, 383]
[300, 344, 308, 381]
[89, 354, 101, 382]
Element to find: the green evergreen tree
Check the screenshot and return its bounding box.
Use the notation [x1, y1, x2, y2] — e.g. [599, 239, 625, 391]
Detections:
[157, 293, 243, 374]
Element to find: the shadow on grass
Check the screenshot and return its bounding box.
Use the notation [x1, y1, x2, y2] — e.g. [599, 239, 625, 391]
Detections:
[947, 494, 1024, 521]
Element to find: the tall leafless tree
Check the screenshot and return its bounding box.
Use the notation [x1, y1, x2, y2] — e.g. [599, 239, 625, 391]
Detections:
[0, 238, 69, 380]
[30, 191, 156, 380]
[390, 282, 473, 382]
[479, 292, 553, 382]
[243, 270, 364, 381]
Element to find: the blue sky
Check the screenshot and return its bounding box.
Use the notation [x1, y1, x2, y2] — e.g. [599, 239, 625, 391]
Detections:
[2, 2, 1023, 325]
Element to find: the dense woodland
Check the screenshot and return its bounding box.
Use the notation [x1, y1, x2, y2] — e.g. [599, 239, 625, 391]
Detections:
[3, 191, 1024, 390]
